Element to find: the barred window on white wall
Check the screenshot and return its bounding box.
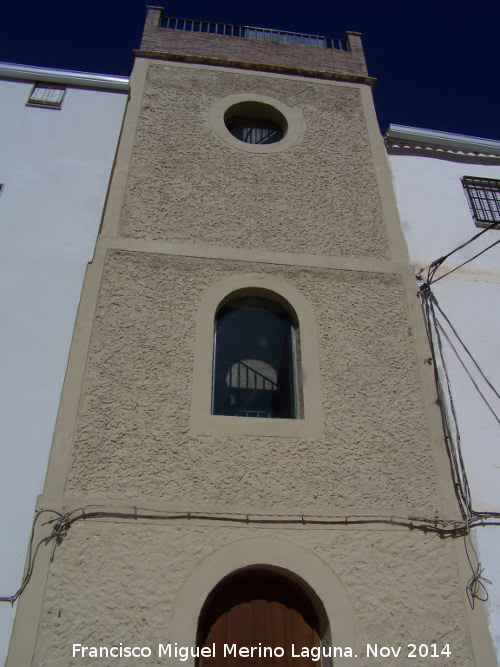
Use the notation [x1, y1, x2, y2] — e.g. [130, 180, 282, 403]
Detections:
[27, 83, 66, 109]
[462, 176, 500, 227]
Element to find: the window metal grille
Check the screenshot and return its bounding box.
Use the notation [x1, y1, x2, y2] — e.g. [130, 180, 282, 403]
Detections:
[225, 116, 284, 145]
[27, 83, 66, 109]
[462, 176, 500, 227]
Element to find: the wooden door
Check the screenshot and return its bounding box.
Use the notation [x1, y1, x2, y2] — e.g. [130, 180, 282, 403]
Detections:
[198, 570, 320, 667]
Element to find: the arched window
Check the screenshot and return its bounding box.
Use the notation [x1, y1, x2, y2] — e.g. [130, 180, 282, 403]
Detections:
[212, 296, 297, 418]
[197, 570, 321, 666]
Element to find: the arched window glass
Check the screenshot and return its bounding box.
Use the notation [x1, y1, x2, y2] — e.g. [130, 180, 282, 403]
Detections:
[212, 297, 297, 418]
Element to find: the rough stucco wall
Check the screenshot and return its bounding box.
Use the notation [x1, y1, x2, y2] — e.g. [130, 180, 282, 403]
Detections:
[66, 251, 436, 511]
[120, 65, 390, 260]
[33, 522, 473, 666]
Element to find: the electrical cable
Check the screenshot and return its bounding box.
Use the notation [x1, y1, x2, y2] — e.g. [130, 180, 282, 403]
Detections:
[419, 219, 499, 285]
[418, 275, 500, 607]
[430, 297, 500, 404]
[420, 282, 500, 519]
[2, 500, 500, 607]
[0, 509, 65, 605]
[430, 238, 500, 284]
[464, 531, 492, 609]
[420, 279, 471, 516]
[4, 231, 500, 608]
[433, 314, 500, 426]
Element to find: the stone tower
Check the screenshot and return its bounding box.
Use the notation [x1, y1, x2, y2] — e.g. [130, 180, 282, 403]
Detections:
[7, 7, 496, 665]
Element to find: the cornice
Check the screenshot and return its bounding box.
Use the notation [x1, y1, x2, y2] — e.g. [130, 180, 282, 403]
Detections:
[0, 61, 129, 92]
[385, 124, 500, 159]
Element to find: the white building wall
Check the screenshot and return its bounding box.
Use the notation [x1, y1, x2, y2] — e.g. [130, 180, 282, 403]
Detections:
[0, 68, 127, 666]
[387, 146, 500, 664]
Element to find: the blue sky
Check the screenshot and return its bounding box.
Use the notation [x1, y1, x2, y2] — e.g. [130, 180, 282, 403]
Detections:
[1, 0, 499, 139]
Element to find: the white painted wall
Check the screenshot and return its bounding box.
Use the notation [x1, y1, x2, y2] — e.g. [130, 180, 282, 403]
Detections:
[0, 73, 127, 666]
[387, 148, 500, 664]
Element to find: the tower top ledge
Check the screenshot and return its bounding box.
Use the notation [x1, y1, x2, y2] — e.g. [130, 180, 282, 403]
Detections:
[136, 6, 375, 87]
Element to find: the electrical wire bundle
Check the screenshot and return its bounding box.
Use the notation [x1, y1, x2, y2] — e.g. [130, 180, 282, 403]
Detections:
[418, 219, 500, 605]
[2, 222, 500, 609]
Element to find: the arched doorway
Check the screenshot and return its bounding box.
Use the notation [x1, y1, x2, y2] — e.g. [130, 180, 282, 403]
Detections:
[197, 569, 321, 666]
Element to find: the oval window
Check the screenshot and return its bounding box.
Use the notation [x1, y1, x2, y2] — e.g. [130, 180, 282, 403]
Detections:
[224, 102, 287, 146]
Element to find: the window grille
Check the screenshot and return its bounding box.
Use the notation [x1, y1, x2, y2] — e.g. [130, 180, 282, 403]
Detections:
[27, 83, 66, 109]
[462, 176, 500, 227]
[225, 116, 284, 145]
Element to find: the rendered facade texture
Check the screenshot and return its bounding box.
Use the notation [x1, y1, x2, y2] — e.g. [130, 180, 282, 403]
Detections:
[386, 125, 500, 662]
[0, 62, 128, 667]
[4, 7, 498, 666]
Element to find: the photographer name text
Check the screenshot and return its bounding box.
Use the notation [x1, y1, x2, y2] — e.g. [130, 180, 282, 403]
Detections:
[72, 641, 451, 660]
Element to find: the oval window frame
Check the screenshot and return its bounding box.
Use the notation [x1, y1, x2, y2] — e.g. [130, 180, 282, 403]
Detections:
[210, 93, 303, 154]
[224, 102, 287, 145]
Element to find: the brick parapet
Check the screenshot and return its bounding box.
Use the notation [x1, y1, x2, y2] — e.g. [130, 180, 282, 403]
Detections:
[345, 31, 369, 77]
[138, 6, 373, 86]
[140, 6, 163, 48]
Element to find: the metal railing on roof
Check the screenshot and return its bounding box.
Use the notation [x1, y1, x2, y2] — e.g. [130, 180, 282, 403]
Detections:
[161, 16, 348, 51]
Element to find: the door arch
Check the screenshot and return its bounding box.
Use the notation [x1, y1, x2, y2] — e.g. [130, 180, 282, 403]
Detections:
[197, 569, 320, 666]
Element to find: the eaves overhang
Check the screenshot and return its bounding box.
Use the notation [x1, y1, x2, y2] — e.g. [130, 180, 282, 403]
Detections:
[0, 61, 129, 92]
[385, 124, 500, 158]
